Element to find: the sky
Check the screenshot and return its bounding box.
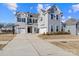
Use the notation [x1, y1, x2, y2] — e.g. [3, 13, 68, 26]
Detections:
[0, 3, 79, 23]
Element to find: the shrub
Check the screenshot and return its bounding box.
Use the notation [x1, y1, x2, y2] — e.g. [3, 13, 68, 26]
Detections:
[42, 31, 70, 35]
[46, 32, 50, 35]
[42, 32, 45, 35]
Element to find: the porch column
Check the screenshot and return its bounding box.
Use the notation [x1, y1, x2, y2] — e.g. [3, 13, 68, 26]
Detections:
[25, 26, 27, 33]
[32, 27, 35, 33]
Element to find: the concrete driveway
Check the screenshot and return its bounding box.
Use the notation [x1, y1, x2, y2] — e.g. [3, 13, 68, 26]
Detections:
[0, 33, 75, 56]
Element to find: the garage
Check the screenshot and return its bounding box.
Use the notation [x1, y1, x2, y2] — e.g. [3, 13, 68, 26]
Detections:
[18, 28, 26, 33]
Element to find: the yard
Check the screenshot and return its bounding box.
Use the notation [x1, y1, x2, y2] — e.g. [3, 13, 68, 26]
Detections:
[38, 34, 79, 55]
[51, 41, 79, 55]
[0, 34, 16, 41]
[0, 34, 16, 49]
[38, 35, 79, 40]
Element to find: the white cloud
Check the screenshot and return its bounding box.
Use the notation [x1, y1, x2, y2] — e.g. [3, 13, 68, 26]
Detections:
[37, 4, 43, 12]
[45, 6, 51, 11]
[62, 16, 66, 19]
[43, 4, 51, 10]
[68, 16, 72, 19]
[5, 3, 18, 14]
[38, 4, 43, 9]
[72, 4, 79, 12]
[37, 4, 51, 12]
[5, 3, 18, 11]
[30, 7, 33, 10]
[13, 11, 16, 14]
[44, 4, 50, 7]
[61, 16, 66, 22]
[68, 9, 72, 13]
[62, 20, 66, 23]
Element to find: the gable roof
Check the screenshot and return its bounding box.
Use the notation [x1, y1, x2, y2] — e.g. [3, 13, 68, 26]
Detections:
[46, 5, 61, 14]
[32, 14, 39, 18]
[16, 12, 39, 18]
[65, 18, 77, 25]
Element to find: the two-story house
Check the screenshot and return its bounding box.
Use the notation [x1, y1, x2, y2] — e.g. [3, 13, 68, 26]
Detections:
[15, 12, 39, 33]
[38, 5, 63, 34]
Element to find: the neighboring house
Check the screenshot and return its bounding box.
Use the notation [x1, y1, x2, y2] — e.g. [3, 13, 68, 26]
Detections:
[0, 23, 15, 33]
[0, 23, 4, 33]
[65, 18, 79, 35]
[38, 5, 63, 34]
[1, 23, 14, 33]
[15, 12, 39, 33]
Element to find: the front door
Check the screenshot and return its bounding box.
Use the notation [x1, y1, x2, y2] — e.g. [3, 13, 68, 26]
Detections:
[27, 26, 32, 33]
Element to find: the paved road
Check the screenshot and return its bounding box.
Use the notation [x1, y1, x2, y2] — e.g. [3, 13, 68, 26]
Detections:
[0, 33, 75, 56]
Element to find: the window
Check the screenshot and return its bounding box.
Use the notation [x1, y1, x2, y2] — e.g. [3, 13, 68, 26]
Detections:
[33, 19, 34, 23]
[27, 18, 32, 24]
[35, 19, 38, 23]
[29, 19, 32, 23]
[56, 26, 58, 32]
[17, 18, 26, 22]
[33, 19, 37, 23]
[30, 15, 32, 17]
[51, 25, 53, 32]
[51, 14, 54, 19]
[22, 18, 26, 22]
[40, 17, 43, 21]
[24, 18, 26, 22]
[56, 15, 59, 20]
[34, 28, 36, 32]
[61, 26, 63, 31]
[17, 18, 21, 22]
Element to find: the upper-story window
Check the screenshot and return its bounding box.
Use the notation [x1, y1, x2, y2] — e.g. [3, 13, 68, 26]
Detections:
[29, 19, 32, 23]
[17, 18, 21, 22]
[51, 14, 55, 19]
[17, 18, 26, 22]
[22, 18, 26, 22]
[40, 17, 43, 21]
[51, 14, 54, 19]
[33, 19, 37, 23]
[30, 15, 33, 17]
[56, 15, 59, 20]
[27, 18, 32, 24]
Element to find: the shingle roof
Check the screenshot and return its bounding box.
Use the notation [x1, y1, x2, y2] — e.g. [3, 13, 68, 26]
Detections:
[16, 12, 39, 18]
[32, 14, 39, 18]
[65, 18, 77, 25]
[46, 5, 61, 14]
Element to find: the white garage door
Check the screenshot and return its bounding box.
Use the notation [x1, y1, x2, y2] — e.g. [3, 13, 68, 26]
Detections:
[19, 29, 26, 34]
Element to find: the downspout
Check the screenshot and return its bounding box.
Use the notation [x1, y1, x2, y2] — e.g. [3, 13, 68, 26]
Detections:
[76, 23, 77, 35]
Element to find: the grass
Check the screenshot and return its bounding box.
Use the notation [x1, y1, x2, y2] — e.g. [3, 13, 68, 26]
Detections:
[0, 33, 16, 49]
[51, 41, 79, 55]
[0, 44, 6, 50]
[38, 35, 79, 39]
[42, 32, 70, 35]
[38, 32, 79, 55]
[0, 34, 16, 41]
